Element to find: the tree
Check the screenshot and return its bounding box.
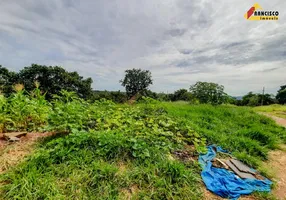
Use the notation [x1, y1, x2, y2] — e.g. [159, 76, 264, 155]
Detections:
[0, 65, 18, 96]
[225, 95, 237, 105]
[276, 85, 286, 104]
[17, 64, 93, 100]
[157, 93, 171, 101]
[120, 68, 153, 98]
[257, 93, 276, 105]
[91, 90, 127, 103]
[241, 92, 256, 106]
[172, 89, 193, 101]
[248, 95, 259, 106]
[241, 92, 276, 106]
[189, 82, 226, 105]
[141, 89, 158, 99]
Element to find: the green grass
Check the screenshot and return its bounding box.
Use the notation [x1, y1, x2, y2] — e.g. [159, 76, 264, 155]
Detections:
[160, 102, 286, 167]
[0, 131, 202, 200]
[0, 94, 286, 199]
[254, 104, 286, 119]
[0, 94, 205, 199]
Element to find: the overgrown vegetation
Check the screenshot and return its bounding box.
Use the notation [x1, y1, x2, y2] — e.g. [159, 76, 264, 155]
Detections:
[0, 88, 285, 199]
[1, 65, 285, 106]
[0, 83, 50, 133]
[276, 85, 286, 105]
[0, 90, 207, 199]
[160, 102, 286, 167]
[0, 64, 93, 99]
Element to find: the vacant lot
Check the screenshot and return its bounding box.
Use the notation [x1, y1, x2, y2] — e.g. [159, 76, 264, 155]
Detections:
[0, 93, 285, 199]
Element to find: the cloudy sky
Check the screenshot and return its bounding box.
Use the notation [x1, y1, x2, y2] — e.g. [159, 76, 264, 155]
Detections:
[0, 0, 285, 95]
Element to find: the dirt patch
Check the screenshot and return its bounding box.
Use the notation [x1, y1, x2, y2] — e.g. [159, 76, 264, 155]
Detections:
[117, 161, 128, 176]
[259, 114, 286, 199]
[260, 113, 286, 128]
[119, 185, 139, 200]
[265, 145, 286, 200]
[172, 145, 198, 162]
[0, 132, 55, 174]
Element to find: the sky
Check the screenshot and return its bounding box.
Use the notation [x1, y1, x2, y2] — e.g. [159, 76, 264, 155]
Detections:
[0, 0, 285, 96]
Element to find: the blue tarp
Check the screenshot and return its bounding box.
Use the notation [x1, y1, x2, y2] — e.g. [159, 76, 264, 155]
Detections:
[198, 145, 272, 199]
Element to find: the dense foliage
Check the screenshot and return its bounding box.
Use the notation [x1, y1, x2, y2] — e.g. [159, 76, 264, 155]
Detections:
[0, 66, 18, 96]
[1, 65, 285, 106]
[170, 89, 193, 102]
[0, 84, 50, 133]
[120, 68, 153, 98]
[0, 90, 208, 199]
[0, 88, 285, 199]
[276, 85, 286, 105]
[190, 82, 227, 105]
[0, 64, 93, 100]
[235, 92, 276, 106]
[91, 90, 127, 103]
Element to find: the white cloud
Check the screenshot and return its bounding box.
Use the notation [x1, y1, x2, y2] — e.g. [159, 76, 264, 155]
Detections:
[0, 0, 285, 95]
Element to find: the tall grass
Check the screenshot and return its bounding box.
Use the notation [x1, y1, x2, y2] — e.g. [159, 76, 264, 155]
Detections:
[160, 102, 286, 167]
[0, 93, 206, 199]
[0, 94, 285, 199]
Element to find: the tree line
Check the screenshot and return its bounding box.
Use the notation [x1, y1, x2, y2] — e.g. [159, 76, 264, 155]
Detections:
[0, 64, 285, 105]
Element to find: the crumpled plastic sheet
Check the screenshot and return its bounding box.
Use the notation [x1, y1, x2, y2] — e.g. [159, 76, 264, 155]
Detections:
[198, 145, 272, 199]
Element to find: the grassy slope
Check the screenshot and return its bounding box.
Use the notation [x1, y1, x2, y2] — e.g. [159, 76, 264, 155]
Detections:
[161, 102, 286, 167]
[0, 101, 205, 200]
[254, 104, 286, 119]
[1, 100, 286, 199]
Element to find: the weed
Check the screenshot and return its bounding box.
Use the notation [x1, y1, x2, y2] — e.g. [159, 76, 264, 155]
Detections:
[0, 93, 285, 199]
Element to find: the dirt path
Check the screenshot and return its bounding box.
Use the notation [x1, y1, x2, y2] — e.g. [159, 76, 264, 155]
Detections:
[266, 145, 286, 199]
[260, 113, 286, 128]
[261, 114, 286, 199]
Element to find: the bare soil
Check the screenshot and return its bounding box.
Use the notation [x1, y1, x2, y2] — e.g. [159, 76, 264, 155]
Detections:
[260, 113, 286, 128]
[260, 114, 286, 199]
[266, 145, 286, 199]
[0, 132, 55, 174]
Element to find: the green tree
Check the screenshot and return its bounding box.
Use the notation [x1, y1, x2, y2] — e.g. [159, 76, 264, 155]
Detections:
[141, 89, 158, 99]
[91, 90, 127, 103]
[110, 91, 127, 103]
[242, 92, 257, 106]
[248, 95, 259, 106]
[17, 64, 93, 100]
[276, 85, 286, 104]
[189, 82, 226, 105]
[172, 89, 193, 101]
[120, 68, 153, 98]
[257, 94, 276, 105]
[225, 95, 237, 105]
[157, 93, 171, 101]
[241, 92, 276, 106]
[0, 65, 18, 96]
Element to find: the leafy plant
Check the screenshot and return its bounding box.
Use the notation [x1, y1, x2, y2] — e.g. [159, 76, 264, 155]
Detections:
[0, 83, 50, 132]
